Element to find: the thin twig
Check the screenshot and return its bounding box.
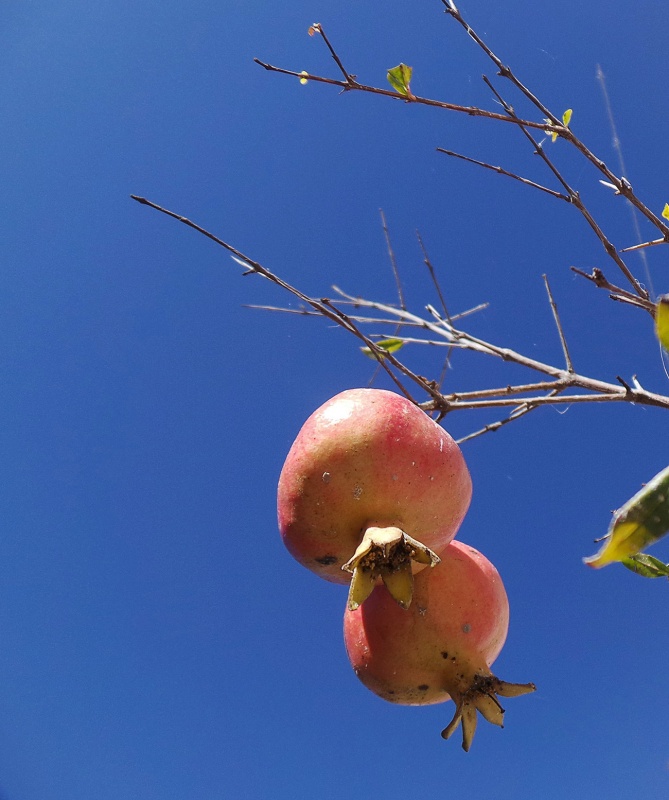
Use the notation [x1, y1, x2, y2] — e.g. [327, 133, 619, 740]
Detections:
[253, 59, 552, 131]
[441, 1, 556, 121]
[443, 1, 669, 242]
[621, 238, 666, 253]
[480, 76, 648, 301]
[331, 288, 669, 412]
[367, 210, 406, 387]
[436, 148, 570, 202]
[132, 196, 669, 442]
[258, 11, 659, 302]
[543, 274, 573, 372]
[456, 388, 564, 443]
[320, 298, 447, 405]
[570, 267, 656, 314]
[456, 406, 530, 442]
[416, 232, 450, 322]
[596, 64, 656, 296]
[380, 210, 405, 310]
[308, 23, 357, 85]
[415, 232, 454, 389]
[246, 301, 488, 324]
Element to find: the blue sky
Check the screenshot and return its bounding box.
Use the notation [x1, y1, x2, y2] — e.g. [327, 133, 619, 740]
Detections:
[2, 1, 669, 798]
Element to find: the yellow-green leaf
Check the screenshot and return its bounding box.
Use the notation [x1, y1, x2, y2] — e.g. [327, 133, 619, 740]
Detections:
[387, 64, 413, 97]
[549, 109, 572, 143]
[584, 465, 669, 568]
[361, 338, 405, 359]
[655, 294, 669, 352]
[662, 203, 669, 220]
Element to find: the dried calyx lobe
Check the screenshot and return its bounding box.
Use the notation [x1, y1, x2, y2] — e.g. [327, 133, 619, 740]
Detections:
[277, 388, 472, 609]
[344, 540, 535, 750]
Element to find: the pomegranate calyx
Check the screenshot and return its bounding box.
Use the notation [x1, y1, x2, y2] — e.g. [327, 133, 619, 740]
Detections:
[441, 674, 536, 752]
[342, 526, 440, 611]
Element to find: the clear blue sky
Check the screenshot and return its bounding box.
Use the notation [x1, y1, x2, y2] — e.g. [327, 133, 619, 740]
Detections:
[2, 1, 669, 798]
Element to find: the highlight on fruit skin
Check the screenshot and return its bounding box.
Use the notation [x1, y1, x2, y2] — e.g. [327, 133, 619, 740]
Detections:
[343, 540, 535, 751]
[584, 464, 669, 569]
[277, 388, 472, 610]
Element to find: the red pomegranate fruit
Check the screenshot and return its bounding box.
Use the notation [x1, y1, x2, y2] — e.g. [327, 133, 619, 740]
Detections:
[344, 539, 535, 750]
[277, 388, 472, 610]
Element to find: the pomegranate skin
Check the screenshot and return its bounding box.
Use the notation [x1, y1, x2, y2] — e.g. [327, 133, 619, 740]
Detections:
[277, 388, 472, 584]
[344, 540, 508, 706]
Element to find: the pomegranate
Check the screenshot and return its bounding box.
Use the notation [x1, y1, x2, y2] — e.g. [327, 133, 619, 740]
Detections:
[277, 388, 472, 610]
[344, 540, 535, 750]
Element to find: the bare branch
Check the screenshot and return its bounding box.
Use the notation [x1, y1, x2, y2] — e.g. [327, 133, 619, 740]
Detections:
[329, 289, 669, 413]
[416, 232, 451, 322]
[621, 238, 667, 253]
[441, 1, 556, 121]
[380, 210, 405, 310]
[442, 2, 669, 242]
[456, 393, 561, 443]
[543, 274, 574, 372]
[596, 64, 657, 296]
[479, 77, 648, 301]
[308, 23, 357, 86]
[436, 147, 570, 201]
[570, 267, 656, 314]
[132, 182, 669, 443]
[252, 59, 553, 131]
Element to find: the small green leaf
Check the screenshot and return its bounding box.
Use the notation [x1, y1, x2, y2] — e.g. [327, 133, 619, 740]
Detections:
[360, 338, 405, 359]
[584, 465, 669, 568]
[622, 553, 669, 579]
[662, 203, 669, 220]
[387, 64, 413, 97]
[655, 294, 669, 353]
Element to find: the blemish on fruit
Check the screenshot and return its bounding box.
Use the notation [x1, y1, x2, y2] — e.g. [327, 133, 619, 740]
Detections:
[462, 623, 472, 633]
[418, 684, 429, 691]
[315, 555, 338, 566]
[322, 472, 331, 483]
[441, 651, 449, 659]
[353, 485, 363, 499]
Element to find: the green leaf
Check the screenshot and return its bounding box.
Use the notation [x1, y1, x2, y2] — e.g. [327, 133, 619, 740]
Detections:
[622, 553, 669, 579]
[662, 203, 669, 221]
[387, 64, 413, 97]
[655, 294, 669, 352]
[584, 465, 669, 568]
[360, 338, 405, 359]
